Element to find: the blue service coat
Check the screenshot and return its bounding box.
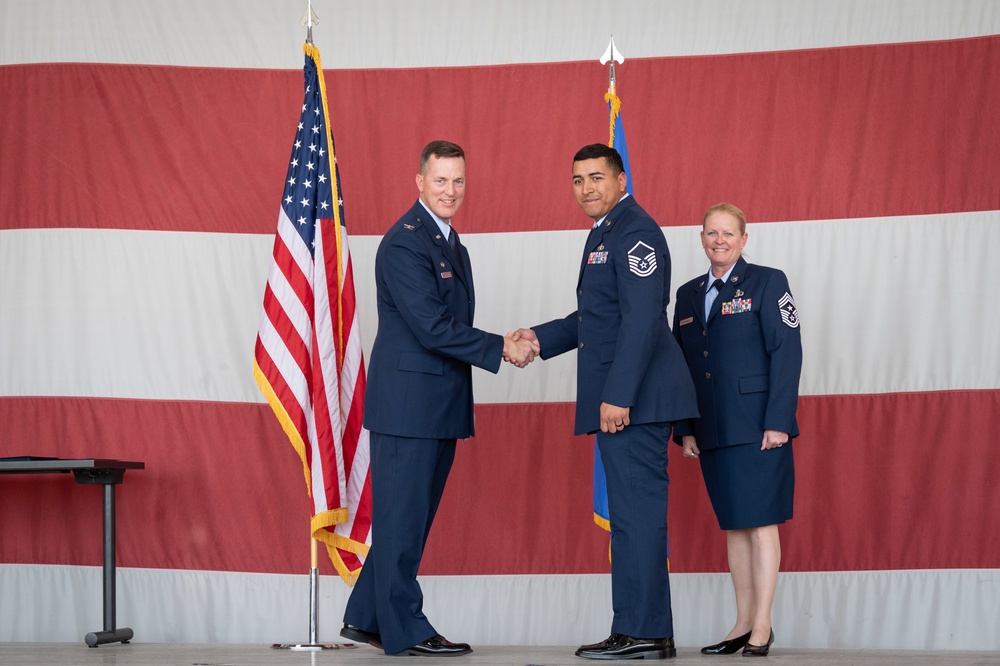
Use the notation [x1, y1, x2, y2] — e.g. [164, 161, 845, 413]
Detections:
[533, 196, 698, 434]
[362, 200, 504, 439]
[348, 201, 504, 654]
[671, 256, 802, 449]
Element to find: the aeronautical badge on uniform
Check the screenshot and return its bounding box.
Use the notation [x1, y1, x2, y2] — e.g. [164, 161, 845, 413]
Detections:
[778, 291, 799, 328]
[627, 241, 657, 277]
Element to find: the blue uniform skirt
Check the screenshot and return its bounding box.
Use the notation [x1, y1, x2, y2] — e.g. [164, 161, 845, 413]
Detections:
[699, 441, 794, 531]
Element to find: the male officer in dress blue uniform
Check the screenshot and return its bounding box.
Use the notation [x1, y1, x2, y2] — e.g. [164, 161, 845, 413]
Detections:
[341, 140, 537, 657]
[513, 144, 698, 660]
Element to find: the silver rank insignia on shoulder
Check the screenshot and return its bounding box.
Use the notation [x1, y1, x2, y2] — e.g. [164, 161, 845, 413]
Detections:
[627, 241, 657, 277]
[403, 223, 415, 230]
[778, 291, 800, 328]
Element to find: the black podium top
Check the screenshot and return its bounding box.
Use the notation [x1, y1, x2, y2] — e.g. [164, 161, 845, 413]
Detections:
[0, 458, 144, 484]
[0, 457, 144, 472]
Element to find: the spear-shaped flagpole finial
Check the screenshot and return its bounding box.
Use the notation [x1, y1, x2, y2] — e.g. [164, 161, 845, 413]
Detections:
[599, 35, 625, 94]
[301, 0, 320, 45]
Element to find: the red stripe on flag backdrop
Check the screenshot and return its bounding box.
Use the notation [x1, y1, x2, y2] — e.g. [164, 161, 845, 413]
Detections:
[0, 391, 998, 574]
[2, 36, 998, 235]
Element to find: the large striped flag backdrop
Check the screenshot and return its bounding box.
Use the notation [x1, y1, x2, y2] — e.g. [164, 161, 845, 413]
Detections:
[1, 0, 998, 649]
[252, 43, 371, 584]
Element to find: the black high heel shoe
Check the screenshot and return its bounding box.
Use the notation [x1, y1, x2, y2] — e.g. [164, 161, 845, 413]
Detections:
[742, 629, 774, 657]
[701, 631, 752, 654]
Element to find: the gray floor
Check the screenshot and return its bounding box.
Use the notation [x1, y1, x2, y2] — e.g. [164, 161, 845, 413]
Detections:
[0, 643, 997, 665]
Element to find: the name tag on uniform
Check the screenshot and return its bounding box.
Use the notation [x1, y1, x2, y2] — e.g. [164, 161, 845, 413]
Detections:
[587, 251, 609, 265]
[721, 298, 752, 315]
[441, 271, 453, 279]
[679, 317, 694, 326]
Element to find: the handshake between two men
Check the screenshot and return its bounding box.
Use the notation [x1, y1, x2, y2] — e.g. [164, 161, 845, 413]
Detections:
[501, 328, 539, 368]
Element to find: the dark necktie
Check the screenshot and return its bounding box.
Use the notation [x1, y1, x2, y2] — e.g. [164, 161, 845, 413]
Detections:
[448, 230, 463, 271]
[705, 278, 726, 320]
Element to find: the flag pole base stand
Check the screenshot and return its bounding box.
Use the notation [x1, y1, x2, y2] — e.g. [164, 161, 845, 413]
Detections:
[271, 643, 356, 651]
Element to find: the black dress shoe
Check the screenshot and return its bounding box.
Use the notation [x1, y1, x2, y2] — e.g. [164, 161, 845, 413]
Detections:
[404, 634, 473, 657]
[742, 629, 774, 657]
[340, 623, 383, 649]
[701, 631, 752, 654]
[575, 633, 676, 660]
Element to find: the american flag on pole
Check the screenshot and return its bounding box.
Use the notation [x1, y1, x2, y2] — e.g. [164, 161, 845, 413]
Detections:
[253, 43, 371, 585]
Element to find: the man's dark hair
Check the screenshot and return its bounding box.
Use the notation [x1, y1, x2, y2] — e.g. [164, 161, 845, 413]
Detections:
[420, 140, 465, 172]
[573, 143, 624, 175]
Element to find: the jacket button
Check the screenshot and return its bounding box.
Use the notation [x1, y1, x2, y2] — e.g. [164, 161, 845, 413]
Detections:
[702, 330, 707, 336]
[577, 289, 583, 297]
[578, 315, 582, 323]
[705, 372, 712, 379]
[579, 342, 584, 349]
[703, 350, 709, 357]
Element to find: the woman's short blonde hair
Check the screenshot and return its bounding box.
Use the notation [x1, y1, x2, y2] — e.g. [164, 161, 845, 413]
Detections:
[703, 202, 747, 234]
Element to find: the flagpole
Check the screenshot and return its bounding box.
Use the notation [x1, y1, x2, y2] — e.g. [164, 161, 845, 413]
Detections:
[309, 537, 320, 644]
[601, 36, 633, 195]
[269, 5, 350, 651]
[592, 36, 631, 562]
[305, 0, 314, 45]
[601, 35, 624, 98]
[272, 532, 347, 651]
